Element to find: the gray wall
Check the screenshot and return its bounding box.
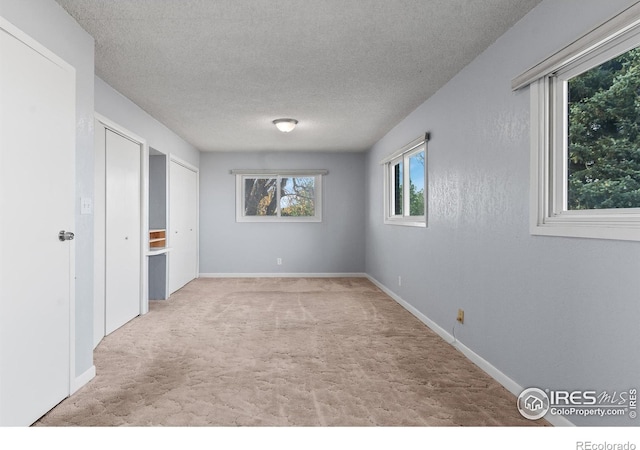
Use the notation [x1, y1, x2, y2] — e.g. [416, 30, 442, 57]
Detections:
[149, 153, 167, 229]
[0, 0, 96, 377]
[95, 77, 200, 167]
[200, 151, 366, 274]
[365, 0, 640, 426]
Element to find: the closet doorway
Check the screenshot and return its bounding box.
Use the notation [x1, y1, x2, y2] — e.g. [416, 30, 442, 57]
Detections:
[169, 157, 198, 294]
[94, 116, 148, 344]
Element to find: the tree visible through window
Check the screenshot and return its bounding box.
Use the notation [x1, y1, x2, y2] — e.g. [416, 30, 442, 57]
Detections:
[244, 177, 277, 216]
[568, 46, 640, 209]
[237, 173, 322, 222]
[280, 177, 315, 217]
[390, 149, 425, 217]
[409, 151, 425, 216]
[383, 134, 427, 227]
[393, 162, 403, 216]
[519, 5, 640, 240]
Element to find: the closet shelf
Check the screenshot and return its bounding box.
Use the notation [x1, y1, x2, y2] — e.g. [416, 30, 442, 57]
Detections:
[147, 247, 172, 256]
[149, 229, 166, 248]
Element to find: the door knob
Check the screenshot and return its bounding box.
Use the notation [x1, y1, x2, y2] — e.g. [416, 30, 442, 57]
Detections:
[58, 230, 75, 241]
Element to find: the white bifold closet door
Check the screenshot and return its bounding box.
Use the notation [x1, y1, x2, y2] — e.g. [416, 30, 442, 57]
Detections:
[105, 129, 141, 335]
[169, 160, 198, 294]
[0, 20, 75, 426]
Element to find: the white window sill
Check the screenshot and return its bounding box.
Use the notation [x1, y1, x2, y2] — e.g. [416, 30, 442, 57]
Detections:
[237, 216, 322, 223]
[384, 219, 426, 228]
[531, 221, 640, 241]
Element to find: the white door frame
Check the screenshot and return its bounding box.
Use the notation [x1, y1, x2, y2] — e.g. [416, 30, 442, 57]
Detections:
[94, 113, 148, 347]
[168, 154, 199, 292]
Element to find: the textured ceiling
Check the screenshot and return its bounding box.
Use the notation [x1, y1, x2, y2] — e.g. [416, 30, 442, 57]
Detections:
[55, 0, 541, 152]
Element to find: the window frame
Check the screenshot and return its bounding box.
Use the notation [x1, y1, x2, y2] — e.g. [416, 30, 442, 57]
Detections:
[382, 134, 428, 227]
[234, 170, 325, 223]
[517, 4, 640, 241]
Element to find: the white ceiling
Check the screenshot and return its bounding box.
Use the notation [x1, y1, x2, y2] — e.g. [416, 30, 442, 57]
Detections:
[55, 0, 541, 152]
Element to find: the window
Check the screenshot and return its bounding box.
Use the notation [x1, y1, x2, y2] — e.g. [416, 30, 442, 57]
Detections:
[513, 4, 640, 241]
[382, 134, 428, 227]
[233, 170, 325, 222]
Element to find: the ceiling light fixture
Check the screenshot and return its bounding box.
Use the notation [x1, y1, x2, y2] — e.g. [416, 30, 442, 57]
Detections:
[273, 118, 298, 133]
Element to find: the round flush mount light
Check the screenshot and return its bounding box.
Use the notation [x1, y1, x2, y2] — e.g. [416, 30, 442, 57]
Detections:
[273, 118, 298, 133]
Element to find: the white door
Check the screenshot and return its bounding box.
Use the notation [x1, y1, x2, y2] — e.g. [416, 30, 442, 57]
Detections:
[0, 21, 75, 426]
[105, 130, 141, 334]
[169, 160, 198, 294]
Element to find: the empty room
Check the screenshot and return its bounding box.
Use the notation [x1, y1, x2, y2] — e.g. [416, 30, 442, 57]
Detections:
[1, 0, 639, 443]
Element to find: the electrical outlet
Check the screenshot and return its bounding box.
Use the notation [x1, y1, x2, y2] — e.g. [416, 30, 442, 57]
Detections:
[277, 258, 282, 265]
[398, 276, 402, 286]
[457, 309, 464, 324]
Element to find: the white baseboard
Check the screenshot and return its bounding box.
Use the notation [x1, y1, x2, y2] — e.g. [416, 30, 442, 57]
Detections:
[365, 274, 574, 427]
[70, 365, 95, 395]
[199, 272, 367, 278]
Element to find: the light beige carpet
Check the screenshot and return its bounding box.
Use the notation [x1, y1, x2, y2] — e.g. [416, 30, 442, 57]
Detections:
[36, 277, 547, 426]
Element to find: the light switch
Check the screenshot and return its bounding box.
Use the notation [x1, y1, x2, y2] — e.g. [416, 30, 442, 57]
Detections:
[81, 197, 93, 215]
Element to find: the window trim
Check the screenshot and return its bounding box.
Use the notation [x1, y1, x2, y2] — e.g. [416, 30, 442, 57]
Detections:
[512, 3, 640, 90]
[517, 4, 640, 241]
[382, 134, 428, 227]
[234, 170, 325, 223]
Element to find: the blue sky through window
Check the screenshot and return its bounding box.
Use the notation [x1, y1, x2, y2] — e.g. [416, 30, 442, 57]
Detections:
[409, 152, 425, 192]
